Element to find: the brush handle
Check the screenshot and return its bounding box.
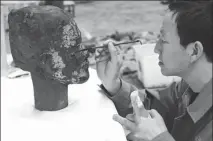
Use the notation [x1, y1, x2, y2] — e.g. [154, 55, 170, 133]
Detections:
[76, 40, 142, 53]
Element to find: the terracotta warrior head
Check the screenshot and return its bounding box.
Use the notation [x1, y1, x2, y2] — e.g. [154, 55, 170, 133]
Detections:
[8, 5, 90, 111]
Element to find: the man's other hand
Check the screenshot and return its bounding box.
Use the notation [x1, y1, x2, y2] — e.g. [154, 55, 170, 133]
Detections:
[113, 91, 168, 141]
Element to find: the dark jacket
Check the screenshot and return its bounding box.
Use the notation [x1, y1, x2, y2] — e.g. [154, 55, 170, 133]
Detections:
[100, 78, 212, 141]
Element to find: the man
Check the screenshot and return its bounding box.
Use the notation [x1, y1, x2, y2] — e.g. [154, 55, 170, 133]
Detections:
[96, 1, 212, 141]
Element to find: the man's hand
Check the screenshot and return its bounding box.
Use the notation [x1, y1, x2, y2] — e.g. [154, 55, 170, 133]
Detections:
[113, 91, 168, 141]
[95, 41, 123, 95]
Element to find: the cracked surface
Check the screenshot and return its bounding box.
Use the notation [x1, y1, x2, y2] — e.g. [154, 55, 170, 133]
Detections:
[8, 5, 90, 85]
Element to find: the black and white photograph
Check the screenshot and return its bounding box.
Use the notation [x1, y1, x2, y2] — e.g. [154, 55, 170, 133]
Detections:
[1, 1, 212, 141]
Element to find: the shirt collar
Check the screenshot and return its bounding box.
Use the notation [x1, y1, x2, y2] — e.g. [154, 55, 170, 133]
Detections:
[187, 78, 212, 123]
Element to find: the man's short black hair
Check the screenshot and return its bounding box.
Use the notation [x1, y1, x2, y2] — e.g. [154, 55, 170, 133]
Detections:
[168, 1, 212, 62]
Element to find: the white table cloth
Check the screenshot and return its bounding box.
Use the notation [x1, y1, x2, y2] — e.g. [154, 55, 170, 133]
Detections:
[1, 68, 127, 141]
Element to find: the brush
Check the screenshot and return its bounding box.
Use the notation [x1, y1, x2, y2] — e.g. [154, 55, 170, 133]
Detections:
[71, 40, 142, 56]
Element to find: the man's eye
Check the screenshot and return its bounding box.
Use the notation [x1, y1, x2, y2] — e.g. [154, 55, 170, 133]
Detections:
[157, 35, 168, 44]
[158, 38, 168, 44]
[161, 39, 167, 43]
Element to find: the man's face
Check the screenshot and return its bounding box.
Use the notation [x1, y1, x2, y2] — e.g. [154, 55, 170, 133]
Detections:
[154, 12, 191, 76]
[40, 20, 90, 85]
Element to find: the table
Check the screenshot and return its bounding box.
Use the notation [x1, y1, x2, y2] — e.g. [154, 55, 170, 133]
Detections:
[1, 68, 127, 141]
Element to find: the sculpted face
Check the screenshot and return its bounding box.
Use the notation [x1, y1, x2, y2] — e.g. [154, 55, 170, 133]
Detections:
[39, 20, 90, 85]
[8, 6, 90, 85]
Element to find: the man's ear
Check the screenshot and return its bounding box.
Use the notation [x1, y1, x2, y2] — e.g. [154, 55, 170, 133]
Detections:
[186, 41, 203, 63]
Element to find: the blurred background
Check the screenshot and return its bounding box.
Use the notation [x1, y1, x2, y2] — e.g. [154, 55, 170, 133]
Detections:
[1, 0, 181, 88]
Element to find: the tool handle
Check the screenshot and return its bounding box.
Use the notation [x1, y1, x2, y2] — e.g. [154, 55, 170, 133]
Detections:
[75, 40, 142, 53]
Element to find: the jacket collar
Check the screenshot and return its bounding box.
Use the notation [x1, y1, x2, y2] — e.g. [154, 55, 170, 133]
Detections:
[187, 78, 212, 123]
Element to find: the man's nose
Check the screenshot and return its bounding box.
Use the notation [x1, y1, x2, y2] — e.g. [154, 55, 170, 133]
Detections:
[154, 41, 161, 54]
